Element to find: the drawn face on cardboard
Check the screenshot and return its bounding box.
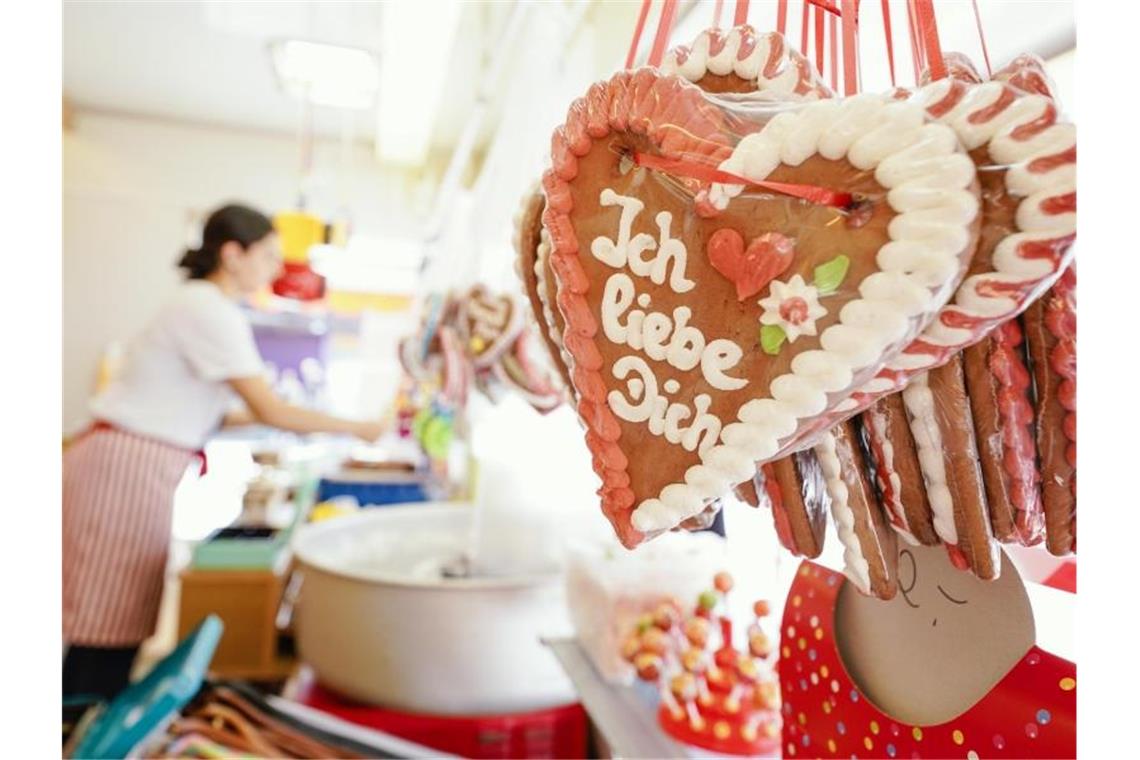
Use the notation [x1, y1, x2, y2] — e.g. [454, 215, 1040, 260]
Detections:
[834, 544, 1035, 725]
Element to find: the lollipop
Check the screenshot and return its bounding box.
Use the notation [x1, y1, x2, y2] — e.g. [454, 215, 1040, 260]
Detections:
[694, 590, 718, 620]
[640, 627, 670, 656]
[724, 653, 760, 714]
[681, 647, 715, 707]
[633, 652, 663, 681]
[670, 673, 706, 731]
[683, 616, 711, 649]
[652, 602, 680, 632]
[620, 634, 642, 663]
[748, 624, 773, 660]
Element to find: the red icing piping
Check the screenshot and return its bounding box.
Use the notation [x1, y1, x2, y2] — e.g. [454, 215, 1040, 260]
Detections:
[541, 69, 733, 549]
[988, 319, 1044, 544]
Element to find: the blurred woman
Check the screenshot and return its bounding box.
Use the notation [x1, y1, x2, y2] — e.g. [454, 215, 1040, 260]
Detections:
[63, 203, 383, 699]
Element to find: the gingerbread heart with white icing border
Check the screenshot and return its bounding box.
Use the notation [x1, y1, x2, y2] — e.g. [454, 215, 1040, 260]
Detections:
[457, 285, 523, 368]
[543, 68, 982, 547]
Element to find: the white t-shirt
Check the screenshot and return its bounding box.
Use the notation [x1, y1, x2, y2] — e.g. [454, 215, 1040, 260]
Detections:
[90, 280, 265, 449]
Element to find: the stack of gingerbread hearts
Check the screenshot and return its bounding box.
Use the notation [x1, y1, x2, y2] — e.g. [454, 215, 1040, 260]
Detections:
[736, 50, 1075, 598]
[515, 26, 1074, 574]
[400, 284, 565, 416]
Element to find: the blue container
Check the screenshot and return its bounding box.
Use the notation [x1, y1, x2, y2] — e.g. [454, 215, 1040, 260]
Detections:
[316, 477, 429, 506]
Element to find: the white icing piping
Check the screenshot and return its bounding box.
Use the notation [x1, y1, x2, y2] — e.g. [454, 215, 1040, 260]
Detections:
[879, 77, 1076, 365]
[659, 28, 831, 101]
[534, 228, 573, 374]
[630, 95, 978, 533]
[900, 372, 958, 544]
[866, 408, 920, 546]
[813, 432, 873, 594]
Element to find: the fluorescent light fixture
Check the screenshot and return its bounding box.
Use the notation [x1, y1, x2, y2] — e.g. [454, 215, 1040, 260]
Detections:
[271, 39, 380, 110]
[375, 1, 463, 166]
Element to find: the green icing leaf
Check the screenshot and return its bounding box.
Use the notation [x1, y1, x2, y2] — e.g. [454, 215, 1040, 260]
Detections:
[813, 254, 850, 296]
[760, 324, 787, 355]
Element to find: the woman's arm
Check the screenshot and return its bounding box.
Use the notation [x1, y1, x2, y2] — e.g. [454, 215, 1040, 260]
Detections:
[221, 408, 256, 428]
[227, 376, 385, 441]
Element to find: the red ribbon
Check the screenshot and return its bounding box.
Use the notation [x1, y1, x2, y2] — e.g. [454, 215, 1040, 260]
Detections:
[829, 12, 838, 90]
[801, 2, 810, 58]
[843, 0, 857, 94]
[648, 0, 679, 67]
[631, 151, 854, 208]
[881, 0, 897, 87]
[905, 0, 923, 84]
[625, 0, 652, 69]
[713, 0, 724, 27]
[777, 0, 788, 35]
[971, 0, 993, 77]
[734, 0, 750, 26]
[912, 0, 945, 81]
[814, 3, 825, 75]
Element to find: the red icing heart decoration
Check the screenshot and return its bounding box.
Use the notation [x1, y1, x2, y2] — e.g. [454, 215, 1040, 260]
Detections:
[707, 229, 796, 301]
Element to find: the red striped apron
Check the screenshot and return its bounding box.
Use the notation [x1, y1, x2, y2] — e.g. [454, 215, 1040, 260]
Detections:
[63, 425, 201, 646]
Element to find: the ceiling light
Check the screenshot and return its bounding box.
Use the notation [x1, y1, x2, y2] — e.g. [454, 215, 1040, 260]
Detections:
[375, 1, 463, 166]
[271, 39, 380, 110]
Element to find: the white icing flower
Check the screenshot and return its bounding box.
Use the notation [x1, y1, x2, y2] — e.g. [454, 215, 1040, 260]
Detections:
[757, 275, 827, 343]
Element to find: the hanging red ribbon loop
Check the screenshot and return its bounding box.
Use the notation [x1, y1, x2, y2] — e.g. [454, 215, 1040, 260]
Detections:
[625, 0, 652, 69]
[647, 0, 679, 68]
[912, 0, 946, 81]
[880, 0, 897, 87]
[631, 151, 854, 209]
[734, 0, 750, 26]
[840, 0, 860, 95]
[971, 0, 993, 77]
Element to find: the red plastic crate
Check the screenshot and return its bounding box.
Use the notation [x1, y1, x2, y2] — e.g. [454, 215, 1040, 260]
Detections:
[295, 680, 588, 759]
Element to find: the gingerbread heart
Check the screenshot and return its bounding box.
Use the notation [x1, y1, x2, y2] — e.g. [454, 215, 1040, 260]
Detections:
[662, 27, 1076, 445]
[542, 68, 982, 547]
[457, 285, 522, 368]
[514, 185, 574, 392]
[825, 57, 1077, 422]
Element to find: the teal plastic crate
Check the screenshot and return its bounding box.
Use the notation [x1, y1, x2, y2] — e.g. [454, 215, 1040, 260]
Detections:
[70, 615, 223, 759]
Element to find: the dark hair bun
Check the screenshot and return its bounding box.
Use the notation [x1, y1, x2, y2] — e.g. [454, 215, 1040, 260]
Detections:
[178, 247, 216, 279]
[178, 203, 275, 279]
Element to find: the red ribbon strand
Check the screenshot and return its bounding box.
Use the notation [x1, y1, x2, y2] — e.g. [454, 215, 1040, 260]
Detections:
[971, 0, 993, 77]
[912, 0, 945, 81]
[841, 0, 860, 95]
[777, 0, 788, 35]
[625, 0, 652, 69]
[648, 0, 679, 68]
[734, 0, 750, 26]
[881, 0, 897, 87]
[631, 151, 854, 209]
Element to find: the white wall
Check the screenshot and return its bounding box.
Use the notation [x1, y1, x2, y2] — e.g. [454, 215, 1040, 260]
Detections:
[63, 110, 428, 434]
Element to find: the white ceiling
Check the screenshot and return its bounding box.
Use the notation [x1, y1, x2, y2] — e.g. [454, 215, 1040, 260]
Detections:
[64, 0, 1075, 152]
[62, 0, 500, 147]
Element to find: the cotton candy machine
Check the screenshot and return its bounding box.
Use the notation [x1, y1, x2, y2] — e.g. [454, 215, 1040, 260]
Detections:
[291, 503, 576, 715]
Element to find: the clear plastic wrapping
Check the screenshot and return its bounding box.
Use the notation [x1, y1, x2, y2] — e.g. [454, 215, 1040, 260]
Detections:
[542, 54, 982, 547]
[521, 28, 1075, 560]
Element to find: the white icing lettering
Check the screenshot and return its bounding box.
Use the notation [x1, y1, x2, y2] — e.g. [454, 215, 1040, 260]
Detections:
[701, 339, 748, 391]
[590, 190, 657, 270]
[608, 356, 725, 457]
[592, 190, 695, 295]
[601, 273, 635, 344]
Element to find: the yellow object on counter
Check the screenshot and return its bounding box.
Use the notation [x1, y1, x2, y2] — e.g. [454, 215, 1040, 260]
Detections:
[274, 210, 325, 265]
[308, 501, 358, 523]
